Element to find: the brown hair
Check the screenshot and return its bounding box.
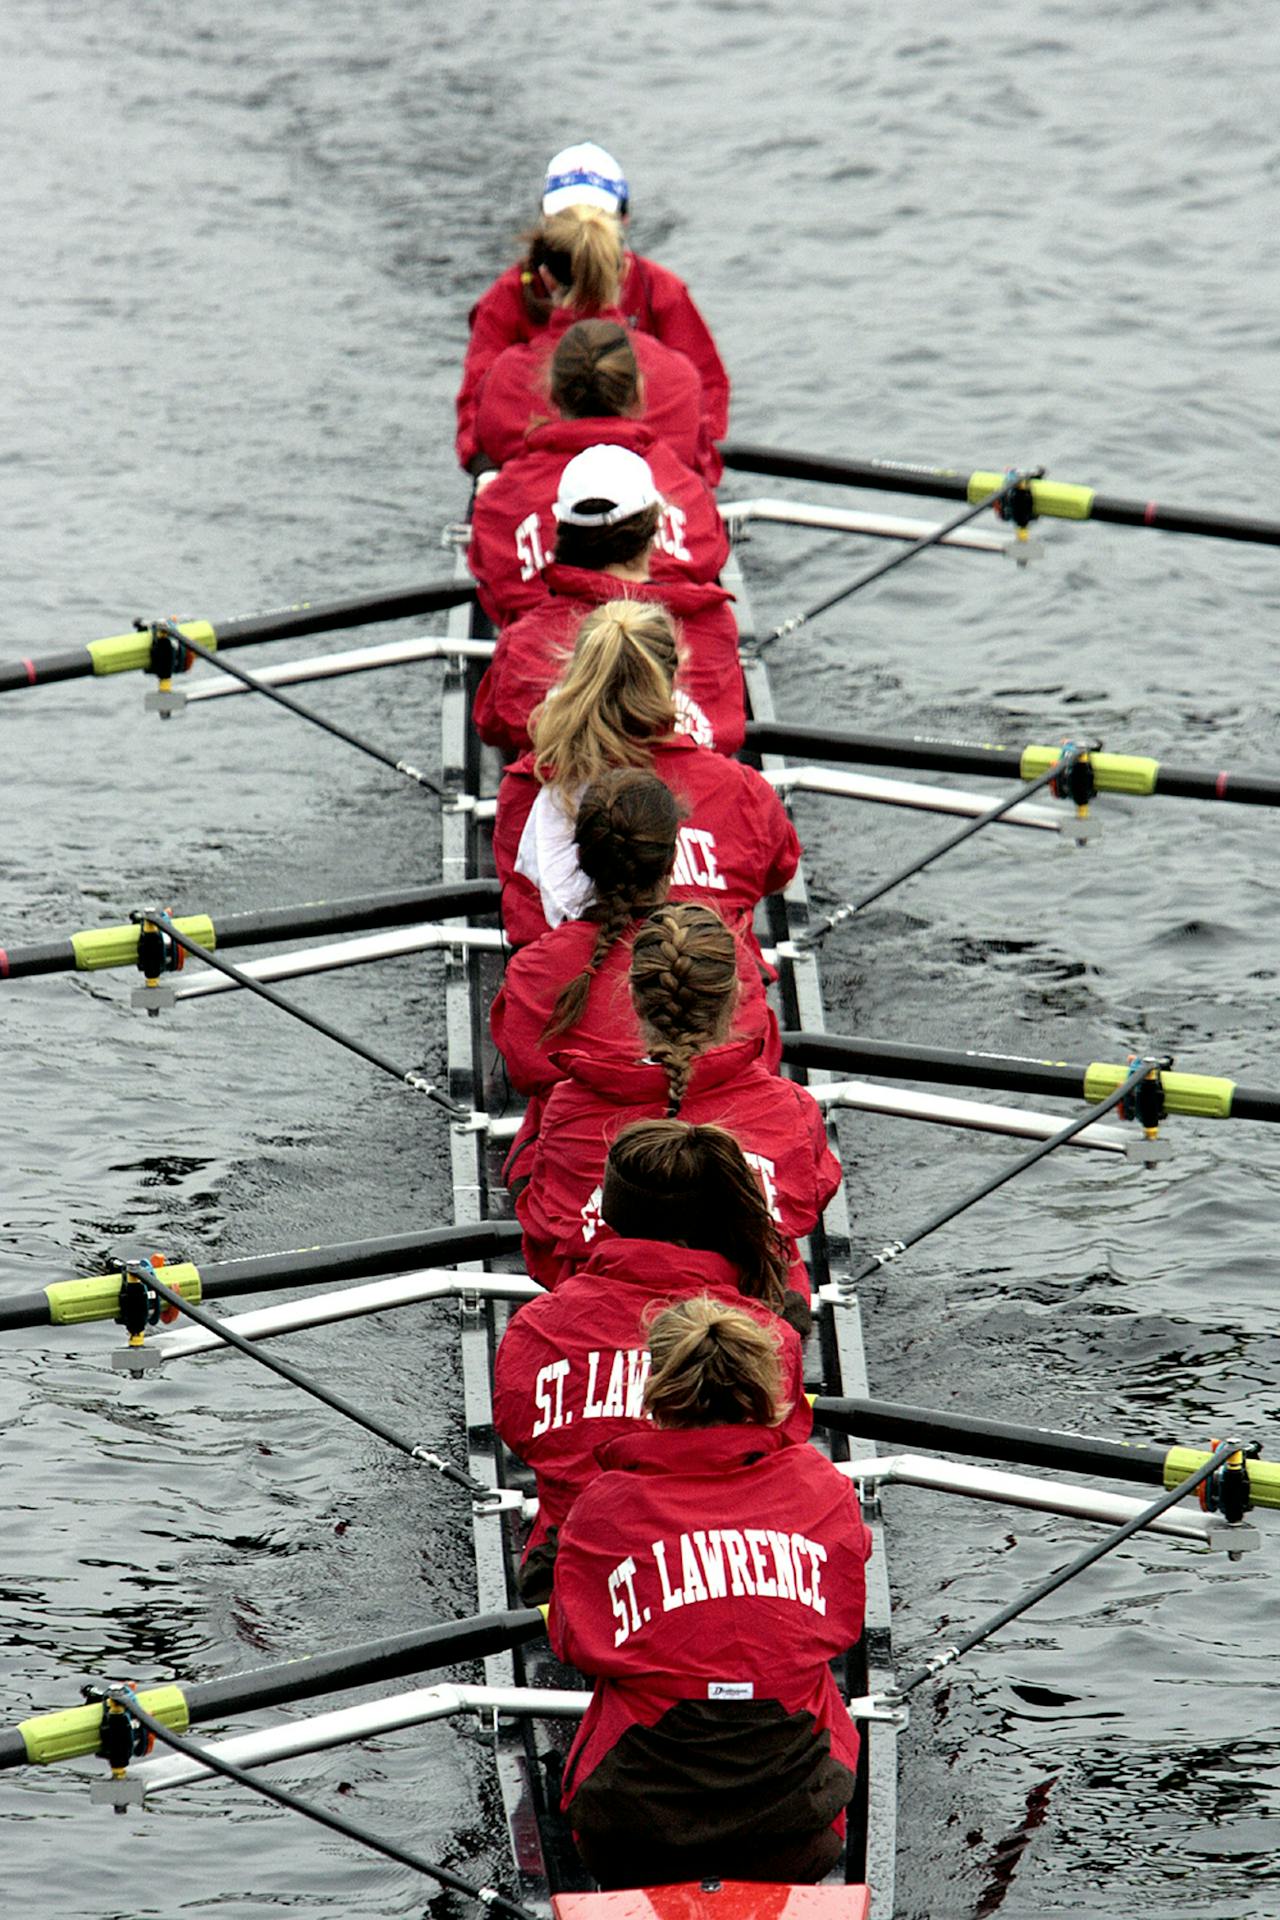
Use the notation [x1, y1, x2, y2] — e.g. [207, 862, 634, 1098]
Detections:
[603, 1119, 791, 1313]
[524, 206, 623, 314]
[531, 600, 679, 797]
[630, 904, 739, 1114]
[541, 770, 681, 1040]
[553, 501, 659, 572]
[550, 318, 640, 420]
[643, 1295, 788, 1430]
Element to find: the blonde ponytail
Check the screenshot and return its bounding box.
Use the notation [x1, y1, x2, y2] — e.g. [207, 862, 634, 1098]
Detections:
[531, 600, 679, 797]
[643, 1296, 788, 1430]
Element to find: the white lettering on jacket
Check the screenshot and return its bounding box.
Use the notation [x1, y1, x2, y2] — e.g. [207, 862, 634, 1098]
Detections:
[580, 1183, 604, 1242]
[532, 1357, 571, 1437]
[605, 1529, 829, 1644]
[655, 502, 692, 562]
[671, 825, 726, 891]
[514, 511, 548, 582]
[741, 1150, 781, 1222]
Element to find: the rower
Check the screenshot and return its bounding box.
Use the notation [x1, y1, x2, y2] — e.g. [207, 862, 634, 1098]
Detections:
[456, 143, 729, 479]
[547, 1294, 871, 1889]
[490, 765, 778, 1134]
[492, 1117, 811, 1604]
[515, 903, 839, 1294]
[489, 596, 797, 947]
[467, 318, 728, 626]
[474, 443, 743, 757]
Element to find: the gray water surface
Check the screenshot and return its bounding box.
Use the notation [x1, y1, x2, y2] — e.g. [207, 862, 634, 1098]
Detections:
[2, 3, 1279, 1915]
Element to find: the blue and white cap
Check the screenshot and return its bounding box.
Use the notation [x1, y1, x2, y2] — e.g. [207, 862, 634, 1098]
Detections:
[542, 143, 628, 217]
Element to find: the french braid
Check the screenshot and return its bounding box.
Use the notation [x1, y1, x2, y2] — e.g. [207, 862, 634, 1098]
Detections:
[541, 770, 682, 1041]
[630, 904, 738, 1116]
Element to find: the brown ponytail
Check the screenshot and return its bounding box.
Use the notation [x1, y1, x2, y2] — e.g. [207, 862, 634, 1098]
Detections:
[630, 904, 738, 1115]
[602, 1118, 791, 1313]
[550, 318, 640, 420]
[541, 770, 682, 1040]
[531, 600, 679, 798]
[643, 1295, 788, 1430]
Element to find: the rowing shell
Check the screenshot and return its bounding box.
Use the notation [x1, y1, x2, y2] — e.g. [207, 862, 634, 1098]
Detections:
[441, 541, 898, 1913]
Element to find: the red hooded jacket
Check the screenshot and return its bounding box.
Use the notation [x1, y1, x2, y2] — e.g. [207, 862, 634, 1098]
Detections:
[467, 417, 729, 627]
[492, 734, 801, 949]
[473, 305, 719, 483]
[472, 564, 744, 760]
[514, 1033, 842, 1290]
[492, 1240, 812, 1556]
[457, 255, 730, 473]
[491, 914, 779, 1100]
[547, 1422, 870, 1845]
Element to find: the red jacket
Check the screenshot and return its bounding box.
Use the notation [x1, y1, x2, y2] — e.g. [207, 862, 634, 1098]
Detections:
[457, 254, 730, 472]
[491, 914, 779, 1099]
[514, 1033, 842, 1290]
[473, 305, 719, 483]
[492, 1240, 812, 1554]
[493, 735, 800, 949]
[547, 1422, 870, 1841]
[472, 564, 744, 760]
[467, 417, 729, 626]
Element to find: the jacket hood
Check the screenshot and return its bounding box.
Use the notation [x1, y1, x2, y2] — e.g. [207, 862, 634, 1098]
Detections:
[542, 563, 733, 615]
[549, 1031, 763, 1101]
[595, 1422, 791, 1476]
[525, 418, 657, 459]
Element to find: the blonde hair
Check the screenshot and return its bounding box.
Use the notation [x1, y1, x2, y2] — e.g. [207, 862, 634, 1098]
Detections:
[531, 600, 678, 797]
[643, 1296, 788, 1429]
[630, 905, 739, 1114]
[529, 206, 624, 313]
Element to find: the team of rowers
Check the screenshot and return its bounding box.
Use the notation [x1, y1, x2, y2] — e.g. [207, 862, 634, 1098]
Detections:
[457, 145, 870, 1891]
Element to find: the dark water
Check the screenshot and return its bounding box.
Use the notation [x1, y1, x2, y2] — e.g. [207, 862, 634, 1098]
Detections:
[2, 2, 1279, 1915]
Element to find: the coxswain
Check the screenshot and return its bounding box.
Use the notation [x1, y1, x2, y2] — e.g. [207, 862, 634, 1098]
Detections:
[490, 766, 778, 1116]
[515, 903, 840, 1291]
[467, 318, 728, 626]
[492, 1117, 812, 1603]
[548, 1294, 871, 1888]
[489, 600, 798, 948]
[473, 442, 743, 757]
[456, 143, 729, 479]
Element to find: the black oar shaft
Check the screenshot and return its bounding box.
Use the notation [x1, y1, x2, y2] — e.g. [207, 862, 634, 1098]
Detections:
[747, 722, 1280, 809]
[0, 1609, 546, 1771]
[782, 1031, 1280, 1123]
[0, 1220, 524, 1334]
[722, 444, 1280, 547]
[812, 1396, 1171, 1484]
[0, 878, 500, 981]
[0, 579, 476, 696]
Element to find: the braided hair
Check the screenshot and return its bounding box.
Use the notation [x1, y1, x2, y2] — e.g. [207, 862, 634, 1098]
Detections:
[541, 769, 682, 1041]
[629, 903, 739, 1116]
[603, 1118, 791, 1314]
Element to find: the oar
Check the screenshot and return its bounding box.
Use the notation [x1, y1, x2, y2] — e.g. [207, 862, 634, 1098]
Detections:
[0, 878, 500, 981]
[812, 1396, 1279, 1511]
[0, 578, 477, 696]
[746, 721, 1280, 809]
[0, 1607, 546, 1770]
[782, 1031, 1280, 1122]
[0, 1218, 524, 1332]
[722, 444, 1280, 548]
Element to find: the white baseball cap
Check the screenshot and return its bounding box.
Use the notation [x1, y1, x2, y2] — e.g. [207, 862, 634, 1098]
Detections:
[543, 143, 628, 217]
[553, 445, 661, 526]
